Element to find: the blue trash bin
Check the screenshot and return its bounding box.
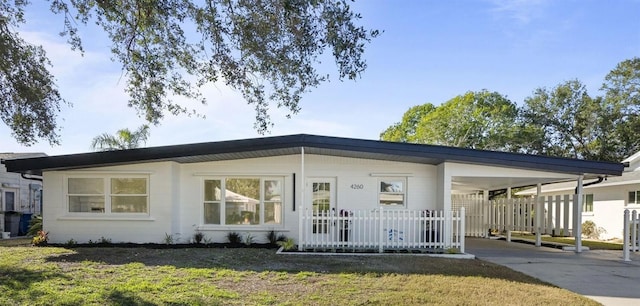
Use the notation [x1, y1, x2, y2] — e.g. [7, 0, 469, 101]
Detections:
[19, 213, 33, 236]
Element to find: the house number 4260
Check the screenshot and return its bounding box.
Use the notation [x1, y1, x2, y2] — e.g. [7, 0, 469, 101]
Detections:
[350, 184, 364, 190]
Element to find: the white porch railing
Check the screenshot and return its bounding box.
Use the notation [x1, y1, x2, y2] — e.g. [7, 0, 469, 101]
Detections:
[455, 195, 576, 237]
[300, 208, 465, 253]
[623, 209, 639, 262]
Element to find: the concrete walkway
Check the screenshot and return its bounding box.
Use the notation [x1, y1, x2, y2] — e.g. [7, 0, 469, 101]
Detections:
[466, 238, 640, 306]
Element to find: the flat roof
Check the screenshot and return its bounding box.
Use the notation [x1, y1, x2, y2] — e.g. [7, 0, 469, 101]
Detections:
[1, 134, 625, 176]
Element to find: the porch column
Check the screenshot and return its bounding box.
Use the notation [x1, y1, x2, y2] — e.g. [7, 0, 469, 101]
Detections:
[574, 175, 584, 253]
[298, 147, 305, 251]
[436, 163, 452, 211]
[483, 190, 489, 239]
[506, 187, 512, 242]
[436, 163, 452, 246]
[535, 183, 542, 247]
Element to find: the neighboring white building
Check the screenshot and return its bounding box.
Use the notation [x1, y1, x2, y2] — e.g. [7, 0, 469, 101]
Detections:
[517, 151, 640, 240]
[0, 153, 45, 236]
[2, 135, 623, 248]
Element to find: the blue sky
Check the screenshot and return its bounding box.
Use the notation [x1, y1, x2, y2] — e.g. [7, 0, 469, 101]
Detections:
[2, 0, 639, 155]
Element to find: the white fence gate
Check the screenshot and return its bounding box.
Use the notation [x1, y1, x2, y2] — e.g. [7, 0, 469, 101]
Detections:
[623, 209, 640, 261]
[300, 208, 465, 253]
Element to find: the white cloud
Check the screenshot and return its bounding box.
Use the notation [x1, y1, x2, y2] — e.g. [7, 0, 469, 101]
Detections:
[488, 0, 549, 24]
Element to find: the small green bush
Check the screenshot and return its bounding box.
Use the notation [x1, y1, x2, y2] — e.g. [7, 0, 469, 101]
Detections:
[266, 230, 278, 244]
[27, 215, 43, 236]
[193, 232, 204, 244]
[277, 238, 296, 251]
[163, 233, 175, 245]
[98, 237, 112, 244]
[582, 220, 605, 240]
[243, 233, 254, 245]
[227, 232, 241, 244]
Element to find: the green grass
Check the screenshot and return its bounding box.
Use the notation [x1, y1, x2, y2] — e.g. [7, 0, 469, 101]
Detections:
[510, 233, 623, 250]
[0, 243, 599, 305]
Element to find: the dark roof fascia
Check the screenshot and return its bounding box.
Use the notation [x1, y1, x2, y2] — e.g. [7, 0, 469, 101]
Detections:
[3, 134, 625, 176]
[299, 135, 624, 175]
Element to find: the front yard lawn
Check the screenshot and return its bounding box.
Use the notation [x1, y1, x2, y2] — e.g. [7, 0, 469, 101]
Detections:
[0, 243, 598, 305]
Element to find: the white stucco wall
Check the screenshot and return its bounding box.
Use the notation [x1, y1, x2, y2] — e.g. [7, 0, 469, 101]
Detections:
[43, 162, 178, 244]
[41, 154, 439, 244]
[535, 184, 640, 240]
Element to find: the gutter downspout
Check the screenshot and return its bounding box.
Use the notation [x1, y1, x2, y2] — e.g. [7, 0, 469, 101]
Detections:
[574, 176, 604, 194]
[575, 175, 584, 253]
[21, 173, 43, 182]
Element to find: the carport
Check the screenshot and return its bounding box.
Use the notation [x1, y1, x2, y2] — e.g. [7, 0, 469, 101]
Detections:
[446, 160, 622, 253]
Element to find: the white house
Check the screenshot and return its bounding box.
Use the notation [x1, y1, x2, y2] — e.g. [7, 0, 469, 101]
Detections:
[2, 135, 623, 251]
[0, 153, 45, 236]
[517, 151, 640, 240]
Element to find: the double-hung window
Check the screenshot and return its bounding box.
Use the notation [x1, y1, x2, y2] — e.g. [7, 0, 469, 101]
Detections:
[582, 194, 593, 213]
[67, 176, 149, 214]
[379, 178, 406, 207]
[203, 177, 283, 226]
[628, 190, 640, 206]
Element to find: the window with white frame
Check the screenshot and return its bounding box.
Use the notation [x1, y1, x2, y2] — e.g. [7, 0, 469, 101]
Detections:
[2, 189, 17, 211]
[628, 190, 640, 205]
[67, 176, 149, 214]
[379, 179, 406, 206]
[203, 177, 283, 226]
[582, 194, 593, 213]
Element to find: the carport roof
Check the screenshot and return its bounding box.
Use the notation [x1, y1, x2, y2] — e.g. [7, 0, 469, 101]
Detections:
[1, 134, 625, 177]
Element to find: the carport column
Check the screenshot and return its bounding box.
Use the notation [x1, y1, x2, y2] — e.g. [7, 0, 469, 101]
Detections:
[298, 147, 305, 251]
[535, 183, 542, 247]
[483, 190, 489, 239]
[506, 187, 512, 242]
[436, 163, 453, 247]
[574, 175, 584, 253]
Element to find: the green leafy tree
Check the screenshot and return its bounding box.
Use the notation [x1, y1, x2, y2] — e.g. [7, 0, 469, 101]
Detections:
[600, 57, 640, 159]
[381, 58, 640, 162]
[379, 103, 436, 142]
[0, 8, 64, 145]
[2, 0, 379, 145]
[520, 74, 639, 162]
[90, 125, 150, 151]
[519, 80, 603, 159]
[381, 90, 518, 151]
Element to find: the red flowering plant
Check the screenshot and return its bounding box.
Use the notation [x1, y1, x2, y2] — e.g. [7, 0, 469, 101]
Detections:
[32, 230, 48, 246]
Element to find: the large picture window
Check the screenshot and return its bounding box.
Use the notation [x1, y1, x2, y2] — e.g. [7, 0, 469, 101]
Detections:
[203, 177, 283, 226]
[67, 176, 148, 214]
[379, 179, 406, 206]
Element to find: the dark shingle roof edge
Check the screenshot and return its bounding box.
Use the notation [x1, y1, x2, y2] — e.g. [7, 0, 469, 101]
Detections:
[2, 134, 625, 176]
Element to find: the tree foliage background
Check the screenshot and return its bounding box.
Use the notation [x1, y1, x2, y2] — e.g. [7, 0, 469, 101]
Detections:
[381, 58, 640, 162]
[0, 0, 379, 145]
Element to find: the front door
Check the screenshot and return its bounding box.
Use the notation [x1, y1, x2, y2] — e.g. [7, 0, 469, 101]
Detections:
[307, 178, 336, 240]
[2, 189, 17, 211]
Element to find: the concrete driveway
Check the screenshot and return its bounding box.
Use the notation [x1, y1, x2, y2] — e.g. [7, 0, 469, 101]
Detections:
[466, 238, 640, 306]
